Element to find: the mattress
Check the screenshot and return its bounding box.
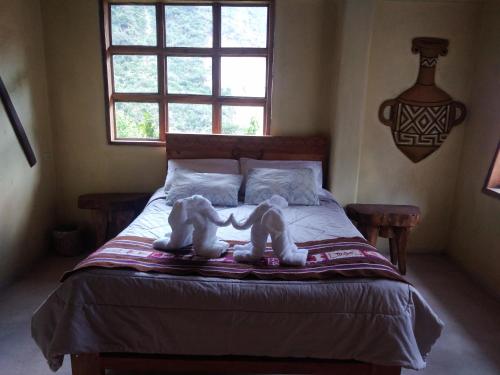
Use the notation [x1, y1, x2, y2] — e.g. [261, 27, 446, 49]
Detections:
[32, 189, 443, 371]
[120, 189, 363, 241]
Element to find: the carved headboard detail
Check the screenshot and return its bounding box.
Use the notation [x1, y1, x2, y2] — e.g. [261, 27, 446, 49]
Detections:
[165, 133, 330, 186]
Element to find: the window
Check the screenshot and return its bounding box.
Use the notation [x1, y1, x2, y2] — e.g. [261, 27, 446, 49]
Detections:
[483, 141, 500, 199]
[100, 0, 275, 145]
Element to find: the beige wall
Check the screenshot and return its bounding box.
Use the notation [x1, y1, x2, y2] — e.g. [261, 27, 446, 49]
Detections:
[41, 0, 487, 254]
[328, 0, 376, 204]
[272, 0, 337, 136]
[41, 0, 166, 226]
[0, 1, 55, 287]
[447, 0, 500, 297]
[2, 0, 497, 290]
[337, 0, 480, 252]
[41, 0, 336, 223]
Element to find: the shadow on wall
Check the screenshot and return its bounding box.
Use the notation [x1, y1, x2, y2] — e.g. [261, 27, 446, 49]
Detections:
[0, 173, 54, 287]
[0, 0, 56, 288]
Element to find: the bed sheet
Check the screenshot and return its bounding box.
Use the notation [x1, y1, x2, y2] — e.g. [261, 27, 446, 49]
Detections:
[120, 188, 362, 242]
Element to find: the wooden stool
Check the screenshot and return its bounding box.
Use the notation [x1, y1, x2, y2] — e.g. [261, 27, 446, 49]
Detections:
[345, 204, 421, 275]
[78, 193, 150, 247]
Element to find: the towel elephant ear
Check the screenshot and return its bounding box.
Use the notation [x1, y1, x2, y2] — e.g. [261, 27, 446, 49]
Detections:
[261, 208, 285, 235]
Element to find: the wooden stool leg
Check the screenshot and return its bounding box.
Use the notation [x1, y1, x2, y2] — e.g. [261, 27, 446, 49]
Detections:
[388, 237, 398, 265]
[359, 224, 379, 246]
[108, 208, 136, 239]
[394, 227, 409, 275]
[90, 210, 108, 248]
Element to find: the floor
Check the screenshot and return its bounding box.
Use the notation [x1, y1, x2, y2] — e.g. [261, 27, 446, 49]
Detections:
[0, 254, 498, 375]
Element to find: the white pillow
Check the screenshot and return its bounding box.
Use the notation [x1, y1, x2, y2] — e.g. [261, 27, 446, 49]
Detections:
[240, 158, 323, 193]
[166, 169, 243, 207]
[165, 159, 239, 193]
[244, 168, 319, 206]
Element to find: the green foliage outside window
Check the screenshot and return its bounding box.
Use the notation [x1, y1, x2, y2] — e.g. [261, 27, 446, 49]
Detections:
[110, 4, 267, 139]
[115, 102, 159, 139]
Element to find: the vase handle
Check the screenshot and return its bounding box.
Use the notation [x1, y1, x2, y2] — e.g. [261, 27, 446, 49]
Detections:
[451, 101, 467, 127]
[378, 99, 397, 127]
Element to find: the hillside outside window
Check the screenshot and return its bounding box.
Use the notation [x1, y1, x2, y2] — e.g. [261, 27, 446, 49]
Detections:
[101, 0, 275, 145]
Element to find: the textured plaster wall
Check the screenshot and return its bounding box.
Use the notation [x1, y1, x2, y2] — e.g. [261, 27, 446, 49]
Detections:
[41, 0, 486, 255]
[447, 0, 500, 297]
[355, 0, 480, 252]
[3, 0, 497, 292]
[41, 0, 165, 226]
[40, 0, 337, 224]
[328, 0, 376, 205]
[0, 0, 55, 287]
[271, 0, 338, 136]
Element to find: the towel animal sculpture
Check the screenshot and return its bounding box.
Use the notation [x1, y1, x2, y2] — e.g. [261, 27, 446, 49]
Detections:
[153, 195, 232, 258]
[231, 195, 309, 266]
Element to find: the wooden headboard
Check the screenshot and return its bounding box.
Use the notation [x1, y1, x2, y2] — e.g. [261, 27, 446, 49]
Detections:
[165, 133, 330, 186]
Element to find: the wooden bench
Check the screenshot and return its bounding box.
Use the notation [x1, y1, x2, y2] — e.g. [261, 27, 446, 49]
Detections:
[345, 204, 421, 275]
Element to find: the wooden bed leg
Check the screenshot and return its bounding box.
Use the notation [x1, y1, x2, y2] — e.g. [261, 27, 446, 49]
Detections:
[71, 354, 104, 375]
[370, 365, 402, 375]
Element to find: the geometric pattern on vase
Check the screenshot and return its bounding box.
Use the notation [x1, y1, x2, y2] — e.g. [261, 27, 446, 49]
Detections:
[394, 104, 451, 147]
[420, 57, 438, 67]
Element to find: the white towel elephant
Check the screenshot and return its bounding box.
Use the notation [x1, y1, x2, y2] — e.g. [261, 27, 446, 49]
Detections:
[153, 195, 231, 258]
[231, 195, 309, 266]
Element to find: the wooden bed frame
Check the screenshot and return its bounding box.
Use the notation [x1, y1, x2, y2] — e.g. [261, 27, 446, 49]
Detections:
[165, 133, 330, 186]
[71, 134, 401, 375]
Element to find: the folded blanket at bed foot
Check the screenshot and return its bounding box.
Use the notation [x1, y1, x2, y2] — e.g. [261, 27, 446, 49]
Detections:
[61, 236, 408, 282]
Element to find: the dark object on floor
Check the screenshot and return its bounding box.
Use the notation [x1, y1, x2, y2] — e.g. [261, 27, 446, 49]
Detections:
[71, 353, 402, 375]
[78, 193, 150, 247]
[52, 225, 82, 257]
[378, 37, 466, 162]
[345, 204, 421, 275]
[0, 75, 37, 167]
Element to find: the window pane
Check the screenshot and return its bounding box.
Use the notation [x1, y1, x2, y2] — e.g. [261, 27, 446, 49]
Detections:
[221, 6, 267, 48]
[167, 57, 212, 95]
[222, 106, 264, 135]
[221, 57, 266, 97]
[113, 55, 158, 93]
[115, 102, 159, 139]
[168, 103, 212, 134]
[166, 6, 212, 47]
[111, 5, 156, 46]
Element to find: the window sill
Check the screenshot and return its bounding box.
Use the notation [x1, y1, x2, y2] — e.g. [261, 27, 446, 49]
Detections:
[109, 139, 165, 147]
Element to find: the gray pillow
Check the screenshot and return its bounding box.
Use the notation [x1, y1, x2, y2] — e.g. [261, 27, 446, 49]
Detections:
[244, 168, 319, 206]
[166, 169, 242, 207]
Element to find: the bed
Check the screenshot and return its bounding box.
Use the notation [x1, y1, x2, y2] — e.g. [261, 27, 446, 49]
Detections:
[32, 134, 443, 375]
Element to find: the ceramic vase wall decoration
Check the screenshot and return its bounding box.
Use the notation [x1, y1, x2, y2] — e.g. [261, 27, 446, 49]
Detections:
[378, 37, 467, 162]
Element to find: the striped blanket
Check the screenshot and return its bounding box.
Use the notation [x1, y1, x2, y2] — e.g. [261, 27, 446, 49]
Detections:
[63, 236, 407, 283]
